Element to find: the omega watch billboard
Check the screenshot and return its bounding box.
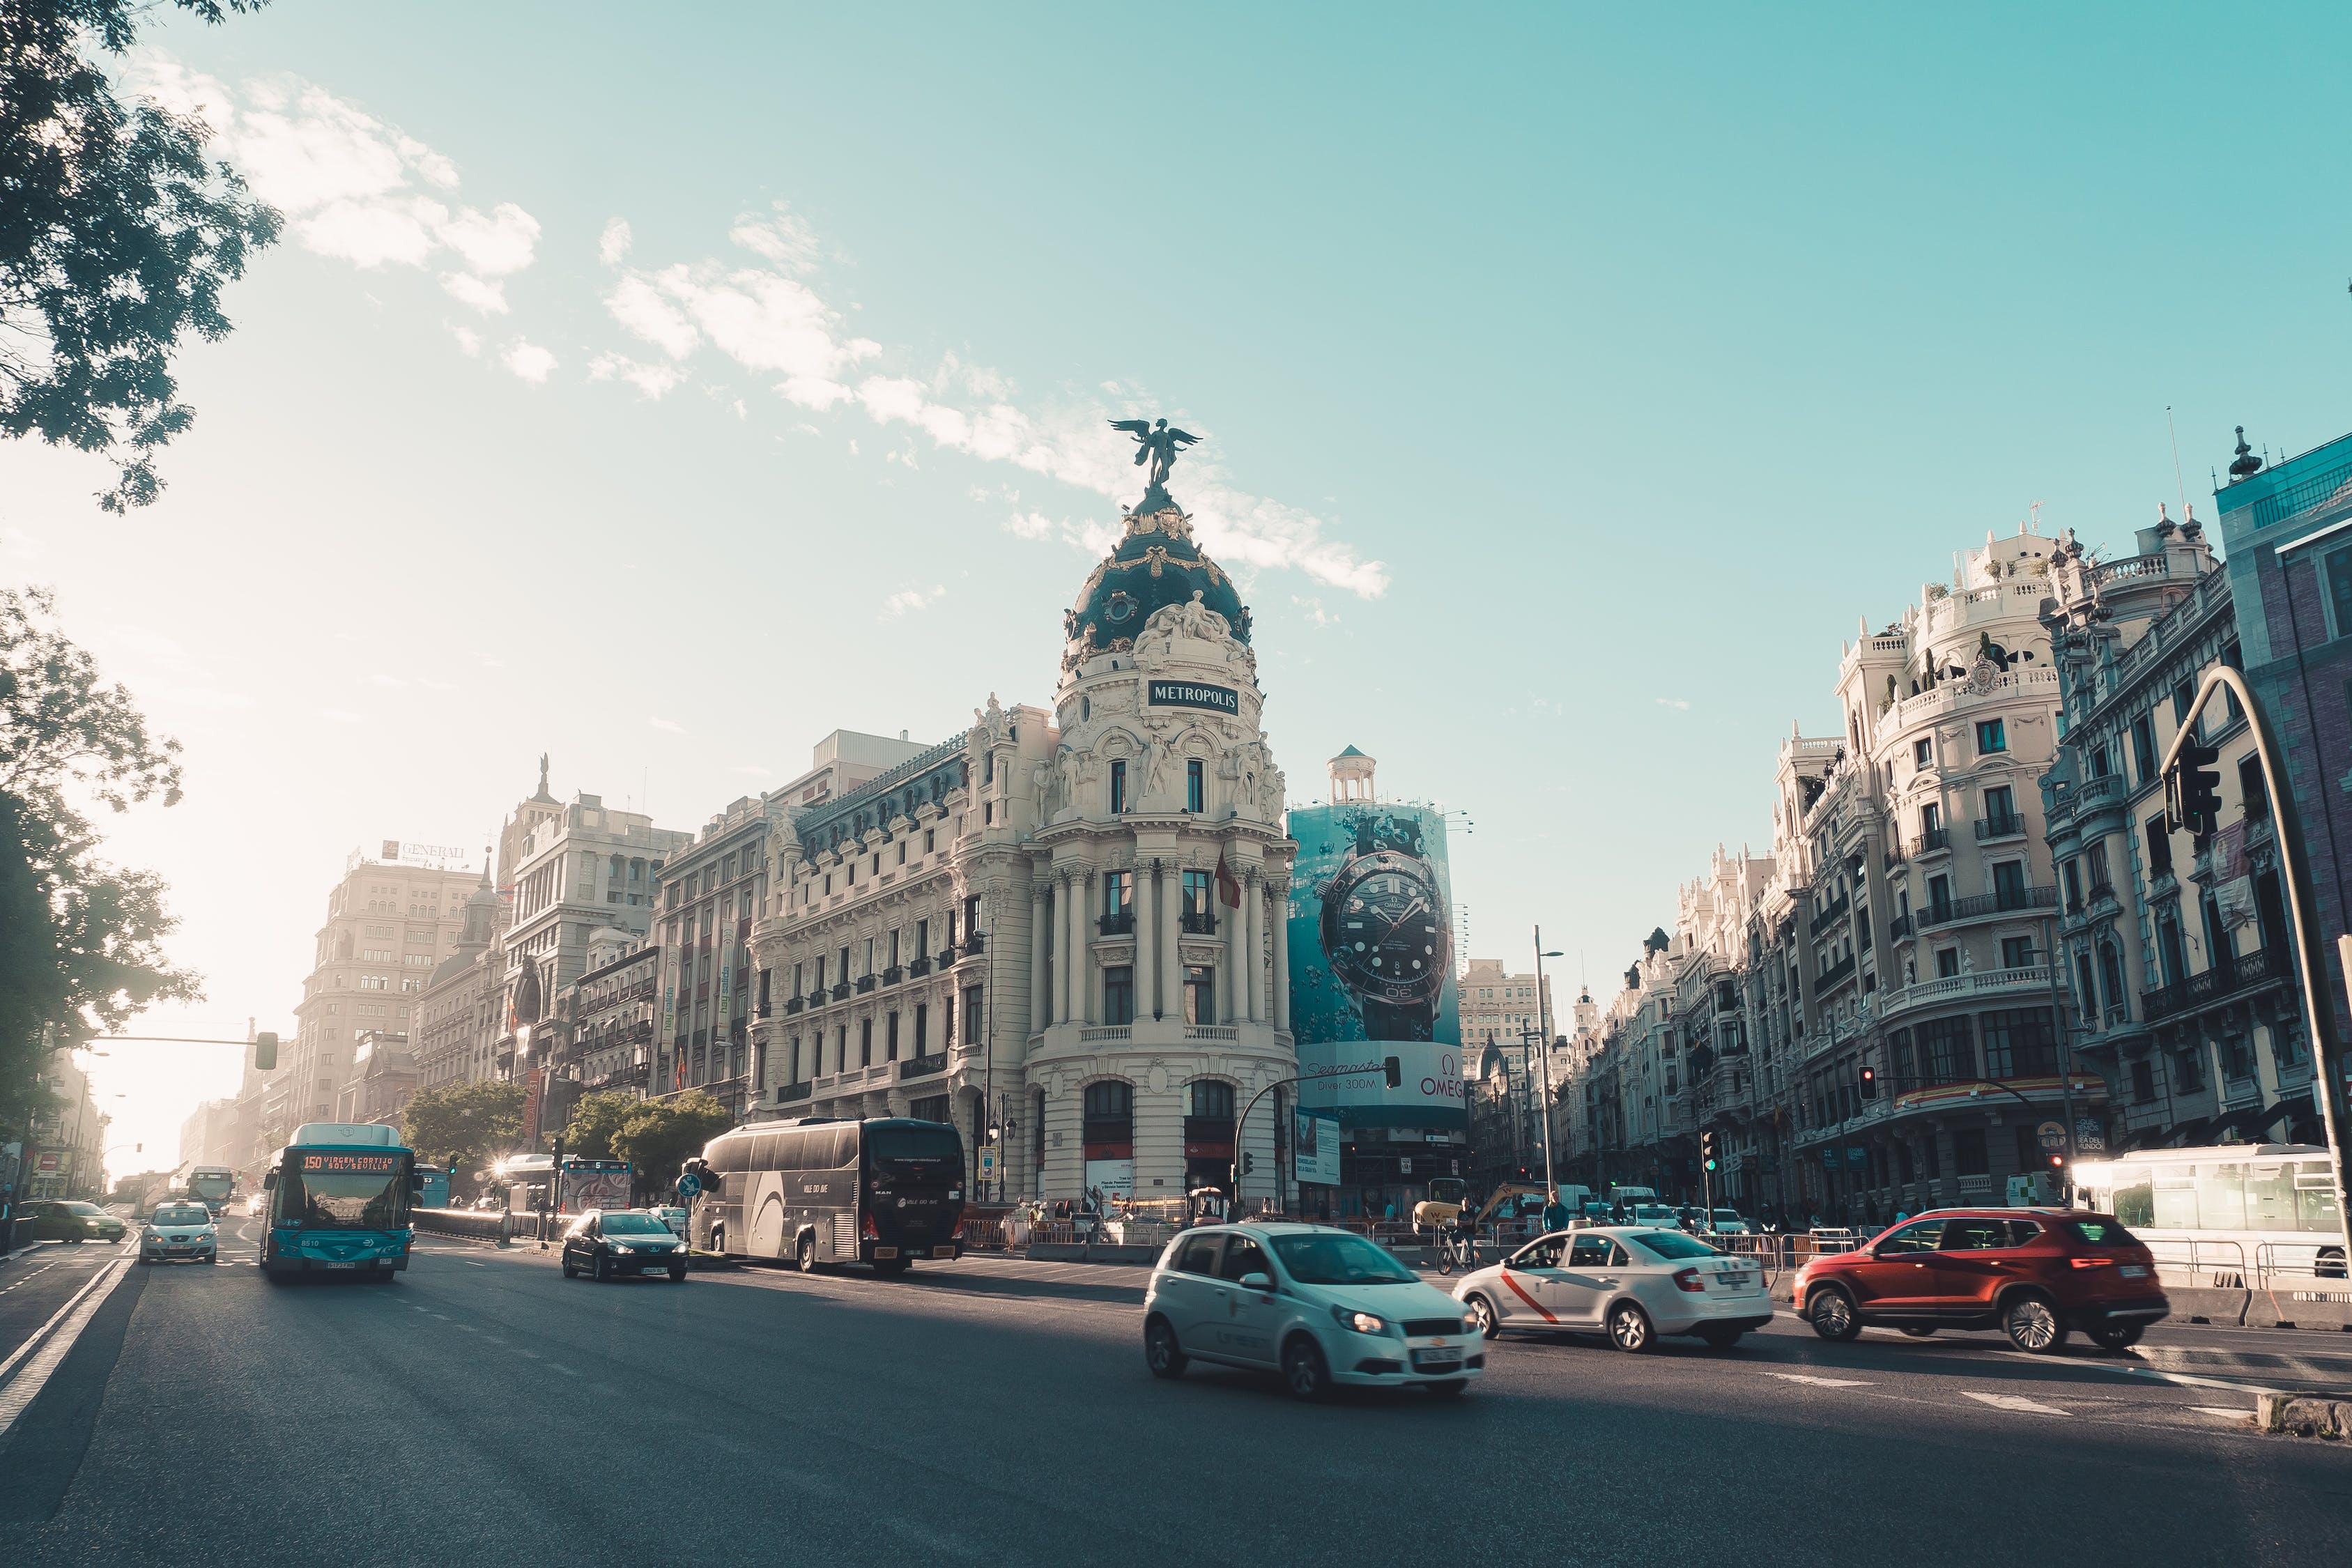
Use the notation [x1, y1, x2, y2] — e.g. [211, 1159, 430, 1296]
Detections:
[1286, 802, 1466, 1129]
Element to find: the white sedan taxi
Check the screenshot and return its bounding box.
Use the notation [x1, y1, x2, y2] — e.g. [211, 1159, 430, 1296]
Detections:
[1452, 1227, 1774, 1351]
[1144, 1223, 1483, 1400]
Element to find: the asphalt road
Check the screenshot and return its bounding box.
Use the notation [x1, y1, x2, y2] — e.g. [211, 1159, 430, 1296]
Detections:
[0, 1223, 2347, 1568]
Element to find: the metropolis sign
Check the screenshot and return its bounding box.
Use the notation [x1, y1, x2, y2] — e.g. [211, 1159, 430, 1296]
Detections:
[1146, 679, 1240, 715]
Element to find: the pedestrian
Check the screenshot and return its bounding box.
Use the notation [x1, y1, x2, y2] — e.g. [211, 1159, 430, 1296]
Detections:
[1541, 1187, 1570, 1233]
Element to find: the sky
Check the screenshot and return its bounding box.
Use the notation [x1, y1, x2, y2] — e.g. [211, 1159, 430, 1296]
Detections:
[8, 3, 2352, 1180]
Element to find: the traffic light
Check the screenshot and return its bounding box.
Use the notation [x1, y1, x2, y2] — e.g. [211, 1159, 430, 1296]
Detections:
[1700, 1132, 1718, 1173]
[1858, 1063, 1877, 1098]
[2167, 739, 2223, 838]
[253, 1031, 277, 1071]
[1243, 1152, 1255, 1175]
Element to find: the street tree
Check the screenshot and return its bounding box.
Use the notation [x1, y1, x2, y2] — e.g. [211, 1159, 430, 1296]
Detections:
[401, 1079, 525, 1194]
[561, 1090, 643, 1162]
[2, 0, 281, 511]
[0, 587, 195, 1131]
[612, 1092, 732, 1201]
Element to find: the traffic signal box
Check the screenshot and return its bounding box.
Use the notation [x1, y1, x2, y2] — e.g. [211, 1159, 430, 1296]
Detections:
[2167, 739, 2222, 838]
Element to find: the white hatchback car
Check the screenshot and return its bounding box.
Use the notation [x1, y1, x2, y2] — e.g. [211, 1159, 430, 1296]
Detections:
[1144, 1223, 1483, 1399]
[1452, 1227, 1774, 1351]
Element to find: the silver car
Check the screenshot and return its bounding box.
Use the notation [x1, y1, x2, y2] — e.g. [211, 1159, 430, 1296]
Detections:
[1144, 1223, 1483, 1400]
[1452, 1227, 1774, 1351]
[141, 1202, 219, 1264]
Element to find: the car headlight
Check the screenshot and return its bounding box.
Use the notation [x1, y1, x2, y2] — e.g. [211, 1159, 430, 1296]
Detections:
[1459, 1314, 1478, 1335]
[1331, 1306, 1391, 1336]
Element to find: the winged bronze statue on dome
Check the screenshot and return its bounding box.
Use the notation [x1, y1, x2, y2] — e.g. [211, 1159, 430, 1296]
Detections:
[1108, 417, 1200, 512]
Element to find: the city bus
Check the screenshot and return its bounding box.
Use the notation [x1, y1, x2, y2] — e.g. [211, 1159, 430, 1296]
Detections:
[413, 1164, 451, 1210]
[256, 1122, 420, 1282]
[2073, 1144, 2345, 1284]
[684, 1116, 965, 1277]
[491, 1155, 631, 1215]
[184, 1165, 236, 1216]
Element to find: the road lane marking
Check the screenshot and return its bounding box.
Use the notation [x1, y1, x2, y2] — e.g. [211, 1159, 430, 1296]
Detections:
[0, 1263, 58, 1298]
[0, 1256, 130, 1439]
[1764, 1373, 1874, 1388]
[2192, 1405, 2254, 1420]
[1962, 1391, 2070, 1416]
[548, 1364, 578, 1376]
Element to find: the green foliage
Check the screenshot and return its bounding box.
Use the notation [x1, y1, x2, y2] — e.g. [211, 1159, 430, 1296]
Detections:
[401, 1079, 525, 1187]
[0, 587, 194, 1130]
[560, 1090, 643, 1162]
[1, 0, 280, 511]
[611, 1092, 734, 1197]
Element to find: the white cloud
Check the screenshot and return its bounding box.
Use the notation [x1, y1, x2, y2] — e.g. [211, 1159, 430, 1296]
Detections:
[127, 61, 539, 320]
[650, 717, 686, 734]
[1004, 511, 1056, 541]
[880, 584, 946, 620]
[1655, 697, 1691, 711]
[501, 339, 556, 383]
[1291, 595, 1338, 629]
[452, 325, 482, 356]
[599, 218, 633, 266]
[597, 206, 1387, 597]
[588, 352, 685, 400]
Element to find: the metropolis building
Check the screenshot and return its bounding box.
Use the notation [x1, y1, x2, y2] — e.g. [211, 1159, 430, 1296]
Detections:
[748, 487, 1299, 1207]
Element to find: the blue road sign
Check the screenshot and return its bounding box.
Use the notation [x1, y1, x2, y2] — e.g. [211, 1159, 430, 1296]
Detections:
[675, 1171, 702, 1199]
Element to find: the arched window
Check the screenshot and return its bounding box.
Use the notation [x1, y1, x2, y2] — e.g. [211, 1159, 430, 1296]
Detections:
[1189, 1080, 1235, 1119]
[1084, 1079, 1132, 1121]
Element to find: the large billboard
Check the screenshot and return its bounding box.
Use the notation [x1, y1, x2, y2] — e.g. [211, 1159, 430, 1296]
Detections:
[1286, 802, 1466, 1128]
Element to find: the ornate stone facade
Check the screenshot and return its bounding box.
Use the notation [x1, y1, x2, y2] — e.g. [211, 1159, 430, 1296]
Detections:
[748, 502, 1298, 1204]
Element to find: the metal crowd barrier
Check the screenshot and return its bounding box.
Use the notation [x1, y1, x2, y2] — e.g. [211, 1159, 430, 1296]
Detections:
[411, 1208, 511, 1245]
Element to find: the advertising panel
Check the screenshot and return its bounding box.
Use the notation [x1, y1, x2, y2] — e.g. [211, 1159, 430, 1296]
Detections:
[560, 1163, 633, 1215]
[1286, 801, 1466, 1128]
[1082, 1159, 1135, 1204]
[1293, 1109, 1342, 1185]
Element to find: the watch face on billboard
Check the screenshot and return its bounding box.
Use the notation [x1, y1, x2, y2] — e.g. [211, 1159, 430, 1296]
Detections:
[1286, 801, 1464, 1128]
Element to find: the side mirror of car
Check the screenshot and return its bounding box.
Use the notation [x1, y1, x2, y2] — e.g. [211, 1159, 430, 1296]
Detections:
[1239, 1272, 1273, 1292]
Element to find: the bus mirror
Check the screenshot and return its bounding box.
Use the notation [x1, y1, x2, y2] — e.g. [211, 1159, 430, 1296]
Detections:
[408, 1174, 424, 1192]
[262, 1171, 277, 1190]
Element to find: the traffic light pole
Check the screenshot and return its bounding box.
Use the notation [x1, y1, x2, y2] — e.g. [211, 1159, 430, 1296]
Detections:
[1232, 1058, 1400, 1216]
[2162, 666, 2352, 1282]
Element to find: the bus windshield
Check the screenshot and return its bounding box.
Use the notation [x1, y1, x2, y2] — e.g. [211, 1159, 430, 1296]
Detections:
[279, 1151, 408, 1231]
[868, 1124, 963, 1183]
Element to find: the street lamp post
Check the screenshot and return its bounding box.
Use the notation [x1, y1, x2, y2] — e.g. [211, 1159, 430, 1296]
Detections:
[1531, 932, 1565, 1194]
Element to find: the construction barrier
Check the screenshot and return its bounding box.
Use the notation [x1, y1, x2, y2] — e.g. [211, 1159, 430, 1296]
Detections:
[411, 1208, 509, 1245]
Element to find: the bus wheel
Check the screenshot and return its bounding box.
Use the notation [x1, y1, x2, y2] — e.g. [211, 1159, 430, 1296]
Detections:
[797, 1236, 817, 1274]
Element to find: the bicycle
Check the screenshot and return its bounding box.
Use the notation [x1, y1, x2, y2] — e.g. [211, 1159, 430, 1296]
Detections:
[1432, 1229, 1478, 1276]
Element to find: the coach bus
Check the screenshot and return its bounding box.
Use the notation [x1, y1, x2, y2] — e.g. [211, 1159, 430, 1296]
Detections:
[256, 1122, 420, 1282]
[2073, 1144, 2345, 1284]
[685, 1116, 965, 1276]
[183, 1165, 236, 1217]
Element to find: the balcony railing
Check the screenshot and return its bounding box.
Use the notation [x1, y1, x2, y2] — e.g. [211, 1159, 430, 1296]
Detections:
[784, 996, 805, 1015]
[900, 1054, 948, 1080]
[1876, 964, 2054, 1024]
[806, 990, 827, 1010]
[1974, 811, 2026, 842]
[855, 975, 877, 994]
[1808, 896, 1852, 938]
[1911, 827, 1952, 857]
[1098, 912, 1135, 937]
[963, 933, 986, 955]
[830, 983, 851, 1001]
[1817, 953, 1857, 989]
[1888, 912, 1913, 942]
[2142, 944, 2291, 1021]
[2087, 880, 2117, 907]
[1912, 885, 2057, 929]
[1179, 912, 1218, 935]
[1884, 843, 1909, 872]
[937, 949, 958, 969]
[908, 956, 932, 977]
[776, 1081, 813, 1104]
[882, 964, 903, 986]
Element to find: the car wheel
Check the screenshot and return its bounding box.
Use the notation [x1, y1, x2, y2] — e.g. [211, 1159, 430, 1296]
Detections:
[1427, 1378, 1469, 1399]
[2318, 1247, 2346, 1281]
[1898, 1325, 1937, 1339]
[1282, 1335, 1332, 1401]
[1144, 1315, 1187, 1379]
[562, 1254, 576, 1278]
[2086, 1321, 2144, 1352]
[1607, 1301, 1655, 1353]
[797, 1236, 817, 1274]
[594, 1254, 613, 1283]
[1808, 1285, 1861, 1342]
[2001, 1291, 2068, 1354]
[1467, 1293, 1501, 1340]
[202, 1254, 217, 1266]
[668, 1267, 686, 1283]
[1698, 1325, 1743, 1351]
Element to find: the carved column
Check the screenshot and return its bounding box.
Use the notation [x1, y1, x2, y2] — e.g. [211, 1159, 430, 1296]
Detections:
[1243, 871, 1262, 1023]
[1135, 861, 1157, 1022]
[1050, 870, 1070, 1027]
[1224, 851, 1245, 1025]
[1031, 880, 1050, 1031]
[1271, 877, 1291, 1033]
[1163, 863, 1185, 1021]
[1077, 865, 1097, 1026]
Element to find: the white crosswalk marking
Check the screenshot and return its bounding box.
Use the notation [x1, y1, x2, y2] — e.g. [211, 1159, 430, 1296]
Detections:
[1962, 1391, 2070, 1416]
[1765, 1373, 1874, 1388]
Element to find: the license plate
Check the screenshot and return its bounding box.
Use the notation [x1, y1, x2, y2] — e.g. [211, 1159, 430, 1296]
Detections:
[874, 1247, 898, 1259]
[1721, 1273, 1754, 1290]
[2121, 1264, 2148, 1278]
[932, 1247, 955, 1259]
[324, 1261, 360, 1270]
[642, 1261, 670, 1270]
[1413, 1348, 1462, 1369]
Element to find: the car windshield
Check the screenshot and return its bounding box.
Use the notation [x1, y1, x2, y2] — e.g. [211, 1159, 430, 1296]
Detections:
[601, 1215, 670, 1236]
[151, 1206, 210, 1225]
[1269, 1232, 1417, 1286]
[277, 1151, 408, 1231]
[66, 1202, 104, 1215]
[1627, 1230, 1723, 1261]
[2068, 1217, 2138, 1246]
[1712, 1210, 1741, 1223]
[867, 1123, 964, 1183]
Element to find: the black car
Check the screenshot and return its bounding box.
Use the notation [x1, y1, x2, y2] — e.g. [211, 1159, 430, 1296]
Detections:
[560, 1209, 687, 1282]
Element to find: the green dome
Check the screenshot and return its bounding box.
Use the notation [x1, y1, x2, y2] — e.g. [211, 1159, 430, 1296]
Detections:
[1064, 509, 1252, 654]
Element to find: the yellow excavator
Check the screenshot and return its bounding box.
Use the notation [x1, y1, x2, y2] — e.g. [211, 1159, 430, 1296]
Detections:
[1411, 1178, 1550, 1231]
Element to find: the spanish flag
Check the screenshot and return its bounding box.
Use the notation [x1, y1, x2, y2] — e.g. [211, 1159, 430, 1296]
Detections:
[1215, 854, 1242, 908]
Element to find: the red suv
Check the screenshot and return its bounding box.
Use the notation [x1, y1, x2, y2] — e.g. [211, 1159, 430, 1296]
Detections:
[1793, 1209, 2165, 1353]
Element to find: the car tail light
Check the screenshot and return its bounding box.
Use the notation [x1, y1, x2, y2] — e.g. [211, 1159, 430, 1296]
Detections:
[861, 1212, 879, 1239]
[2069, 1256, 2115, 1268]
[951, 1214, 966, 1238]
[1673, 1268, 1705, 1293]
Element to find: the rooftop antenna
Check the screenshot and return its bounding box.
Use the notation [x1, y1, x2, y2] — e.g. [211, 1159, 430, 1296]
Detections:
[2165, 406, 2188, 518]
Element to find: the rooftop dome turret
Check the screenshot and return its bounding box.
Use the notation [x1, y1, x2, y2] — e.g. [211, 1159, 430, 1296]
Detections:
[1063, 505, 1251, 659]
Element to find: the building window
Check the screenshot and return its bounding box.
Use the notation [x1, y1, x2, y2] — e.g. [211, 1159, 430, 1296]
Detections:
[1184, 965, 1215, 1024]
[2328, 544, 2352, 638]
[1103, 966, 1134, 1026]
[885, 1010, 900, 1061]
[914, 1002, 928, 1056]
[1951, 1128, 1989, 1176]
[859, 1017, 873, 1066]
[1975, 718, 2006, 755]
[2000, 936, 2036, 969]
[1935, 946, 1960, 979]
[1186, 758, 1204, 814]
[2130, 715, 2158, 783]
[1979, 1007, 2056, 1077]
[2098, 944, 2125, 1016]
[1109, 759, 1127, 815]
[1181, 870, 1213, 928]
[1914, 737, 1932, 769]
[1992, 859, 2027, 908]
[962, 984, 983, 1044]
